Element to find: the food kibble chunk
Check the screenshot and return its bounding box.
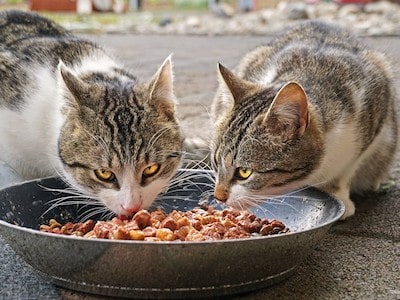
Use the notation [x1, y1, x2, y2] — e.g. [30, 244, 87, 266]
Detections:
[156, 228, 175, 241]
[39, 206, 289, 241]
[129, 230, 145, 240]
[133, 210, 152, 229]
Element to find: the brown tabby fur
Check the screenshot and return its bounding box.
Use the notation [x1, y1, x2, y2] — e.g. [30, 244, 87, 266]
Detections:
[0, 10, 183, 217]
[211, 21, 398, 219]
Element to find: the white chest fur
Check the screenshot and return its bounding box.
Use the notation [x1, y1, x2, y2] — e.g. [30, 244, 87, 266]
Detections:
[0, 66, 64, 179]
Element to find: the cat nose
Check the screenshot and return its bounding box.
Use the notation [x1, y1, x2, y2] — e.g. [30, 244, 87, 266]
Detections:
[122, 204, 141, 215]
[214, 185, 230, 203]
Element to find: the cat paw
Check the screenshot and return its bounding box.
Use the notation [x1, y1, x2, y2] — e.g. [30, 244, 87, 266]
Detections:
[340, 198, 355, 220]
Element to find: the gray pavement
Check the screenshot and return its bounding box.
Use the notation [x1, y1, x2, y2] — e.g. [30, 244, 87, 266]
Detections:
[0, 34, 399, 300]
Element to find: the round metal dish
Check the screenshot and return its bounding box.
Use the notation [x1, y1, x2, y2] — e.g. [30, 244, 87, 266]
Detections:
[0, 169, 344, 299]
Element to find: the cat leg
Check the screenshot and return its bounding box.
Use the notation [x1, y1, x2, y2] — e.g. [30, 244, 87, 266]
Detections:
[324, 182, 355, 220]
[334, 187, 356, 220]
[350, 124, 397, 194]
[319, 139, 386, 220]
[351, 155, 388, 193]
[324, 139, 395, 220]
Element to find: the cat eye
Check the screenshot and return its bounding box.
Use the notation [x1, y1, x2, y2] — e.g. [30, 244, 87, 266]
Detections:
[94, 169, 116, 183]
[143, 163, 160, 178]
[235, 167, 253, 180]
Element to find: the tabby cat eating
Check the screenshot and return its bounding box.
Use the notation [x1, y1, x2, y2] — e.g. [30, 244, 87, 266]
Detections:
[211, 21, 398, 219]
[0, 11, 183, 217]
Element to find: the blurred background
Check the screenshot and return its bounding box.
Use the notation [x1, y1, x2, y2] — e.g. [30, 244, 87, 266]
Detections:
[0, 0, 399, 36]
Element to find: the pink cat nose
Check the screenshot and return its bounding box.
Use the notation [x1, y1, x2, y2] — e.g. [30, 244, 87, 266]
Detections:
[122, 204, 141, 215]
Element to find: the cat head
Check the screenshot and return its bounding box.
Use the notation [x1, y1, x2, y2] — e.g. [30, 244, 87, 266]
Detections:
[211, 64, 324, 208]
[56, 56, 183, 217]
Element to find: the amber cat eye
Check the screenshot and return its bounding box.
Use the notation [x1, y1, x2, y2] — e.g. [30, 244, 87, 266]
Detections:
[143, 163, 160, 177]
[94, 169, 116, 182]
[235, 167, 253, 180]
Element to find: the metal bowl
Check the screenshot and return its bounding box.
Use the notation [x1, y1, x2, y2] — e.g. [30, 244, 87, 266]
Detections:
[0, 169, 344, 299]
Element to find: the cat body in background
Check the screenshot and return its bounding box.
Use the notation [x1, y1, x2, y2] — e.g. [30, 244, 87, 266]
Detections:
[211, 21, 398, 219]
[0, 10, 183, 217]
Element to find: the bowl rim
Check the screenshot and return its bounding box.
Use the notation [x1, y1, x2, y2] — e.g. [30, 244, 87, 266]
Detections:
[0, 169, 345, 246]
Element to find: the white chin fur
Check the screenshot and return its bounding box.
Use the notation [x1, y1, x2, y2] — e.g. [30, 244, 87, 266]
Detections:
[99, 177, 171, 216]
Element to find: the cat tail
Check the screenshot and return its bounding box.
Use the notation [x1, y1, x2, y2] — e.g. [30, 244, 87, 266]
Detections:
[182, 137, 211, 170]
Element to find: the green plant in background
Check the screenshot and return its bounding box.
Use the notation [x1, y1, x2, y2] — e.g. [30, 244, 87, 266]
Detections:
[173, 0, 208, 9]
[2, 0, 25, 4]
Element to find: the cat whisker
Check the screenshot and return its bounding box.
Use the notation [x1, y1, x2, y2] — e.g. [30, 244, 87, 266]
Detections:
[78, 206, 112, 222]
[168, 171, 210, 187]
[45, 195, 96, 206]
[167, 169, 200, 184]
[210, 157, 218, 174]
[182, 150, 212, 170]
[42, 195, 101, 209]
[39, 185, 89, 198]
[228, 193, 306, 218]
[39, 178, 109, 220]
[41, 198, 95, 219]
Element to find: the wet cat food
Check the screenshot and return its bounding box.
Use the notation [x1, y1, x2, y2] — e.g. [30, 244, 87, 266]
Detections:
[39, 206, 289, 241]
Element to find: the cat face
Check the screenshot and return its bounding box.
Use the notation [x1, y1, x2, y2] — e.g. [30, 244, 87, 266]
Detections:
[57, 57, 183, 216]
[211, 64, 323, 208]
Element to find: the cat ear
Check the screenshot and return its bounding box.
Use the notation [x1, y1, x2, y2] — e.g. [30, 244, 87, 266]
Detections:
[218, 63, 260, 105]
[264, 81, 309, 138]
[147, 55, 175, 116]
[58, 61, 92, 108]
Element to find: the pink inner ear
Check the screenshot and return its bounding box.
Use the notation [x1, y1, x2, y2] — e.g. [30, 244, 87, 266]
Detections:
[266, 82, 309, 138]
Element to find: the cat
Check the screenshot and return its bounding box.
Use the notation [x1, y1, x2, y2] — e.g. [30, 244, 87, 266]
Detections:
[210, 20, 398, 220]
[0, 10, 184, 217]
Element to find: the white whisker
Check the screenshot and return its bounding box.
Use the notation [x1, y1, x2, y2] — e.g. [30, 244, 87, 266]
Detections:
[38, 180, 110, 221]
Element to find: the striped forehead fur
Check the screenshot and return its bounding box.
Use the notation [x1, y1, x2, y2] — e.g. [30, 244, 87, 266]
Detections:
[215, 88, 277, 156]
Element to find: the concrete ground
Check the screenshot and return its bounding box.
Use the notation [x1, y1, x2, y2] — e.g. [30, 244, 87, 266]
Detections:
[0, 34, 399, 300]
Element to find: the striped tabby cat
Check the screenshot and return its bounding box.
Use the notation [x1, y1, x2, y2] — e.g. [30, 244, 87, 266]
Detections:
[211, 21, 398, 219]
[0, 10, 183, 216]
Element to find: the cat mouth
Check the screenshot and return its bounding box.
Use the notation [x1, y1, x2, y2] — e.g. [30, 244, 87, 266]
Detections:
[119, 214, 130, 221]
[119, 203, 143, 219]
